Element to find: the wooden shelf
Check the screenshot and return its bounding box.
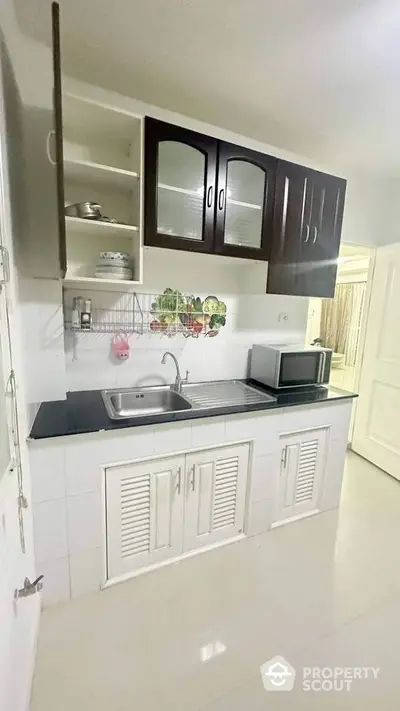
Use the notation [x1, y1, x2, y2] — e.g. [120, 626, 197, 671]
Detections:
[64, 158, 139, 189]
[65, 216, 139, 238]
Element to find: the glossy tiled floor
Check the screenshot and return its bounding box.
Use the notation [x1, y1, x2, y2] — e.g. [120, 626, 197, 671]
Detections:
[31, 452, 400, 710]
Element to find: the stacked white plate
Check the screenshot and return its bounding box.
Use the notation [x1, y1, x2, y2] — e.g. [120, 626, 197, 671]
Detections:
[95, 251, 133, 280]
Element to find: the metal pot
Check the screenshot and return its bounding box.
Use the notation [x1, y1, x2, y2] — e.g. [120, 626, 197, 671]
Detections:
[65, 202, 102, 219]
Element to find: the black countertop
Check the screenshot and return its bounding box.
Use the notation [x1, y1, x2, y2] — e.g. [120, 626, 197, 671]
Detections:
[29, 380, 357, 440]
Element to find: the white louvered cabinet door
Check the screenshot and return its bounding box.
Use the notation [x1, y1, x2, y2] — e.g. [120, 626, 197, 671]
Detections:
[106, 455, 185, 579]
[183, 443, 249, 553]
[274, 427, 328, 524]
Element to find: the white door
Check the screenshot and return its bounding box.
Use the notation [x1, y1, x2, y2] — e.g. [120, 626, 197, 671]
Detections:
[352, 244, 400, 479]
[0, 27, 38, 711]
[183, 443, 249, 552]
[273, 427, 328, 524]
[106, 455, 185, 579]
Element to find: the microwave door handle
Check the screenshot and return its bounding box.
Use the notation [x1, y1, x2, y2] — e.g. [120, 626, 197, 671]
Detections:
[318, 351, 327, 383]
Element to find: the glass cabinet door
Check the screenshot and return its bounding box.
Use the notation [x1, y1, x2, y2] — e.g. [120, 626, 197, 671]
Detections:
[214, 143, 277, 260]
[145, 118, 217, 253]
[157, 141, 206, 241]
[224, 160, 265, 249]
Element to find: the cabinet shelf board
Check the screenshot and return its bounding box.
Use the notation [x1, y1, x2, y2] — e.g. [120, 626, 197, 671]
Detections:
[158, 183, 262, 210]
[65, 216, 139, 238]
[63, 93, 141, 142]
[64, 158, 139, 188]
[158, 183, 200, 197]
[227, 198, 262, 210]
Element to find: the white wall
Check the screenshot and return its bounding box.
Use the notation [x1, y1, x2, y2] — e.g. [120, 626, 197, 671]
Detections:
[64, 249, 309, 392]
[18, 278, 67, 416]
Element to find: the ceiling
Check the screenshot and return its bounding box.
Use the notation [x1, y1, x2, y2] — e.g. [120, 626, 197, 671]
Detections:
[13, 0, 400, 174]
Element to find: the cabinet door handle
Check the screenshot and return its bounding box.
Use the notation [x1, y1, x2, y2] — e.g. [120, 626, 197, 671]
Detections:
[188, 465, 196, 492]
[207, 186, 213, 208]
[313, 226, 318, 243]
[304, 224, 310, 243]
[281, 446, 288, 471]
[0, 246, 10, 285]
[46, 130, 56, 166]
[218, 188, 225, 210]
[175, 466, 182, 494]
[317, 351, 327, 383]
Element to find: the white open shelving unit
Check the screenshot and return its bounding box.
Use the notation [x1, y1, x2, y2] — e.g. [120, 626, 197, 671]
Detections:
[64, 158, 139, 189]
[62, 92, 144, 288]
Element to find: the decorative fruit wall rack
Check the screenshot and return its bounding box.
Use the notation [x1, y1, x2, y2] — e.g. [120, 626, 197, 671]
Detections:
[65, 288, 227, 338]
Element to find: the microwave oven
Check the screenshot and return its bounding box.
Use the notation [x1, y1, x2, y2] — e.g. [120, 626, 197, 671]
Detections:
[250, 344, 332, 390]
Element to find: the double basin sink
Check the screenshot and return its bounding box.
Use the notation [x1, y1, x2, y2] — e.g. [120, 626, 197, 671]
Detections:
[102, 381, 276, 420]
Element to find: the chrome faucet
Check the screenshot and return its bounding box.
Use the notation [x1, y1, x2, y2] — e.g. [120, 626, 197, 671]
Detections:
[161, 351, 189, 393]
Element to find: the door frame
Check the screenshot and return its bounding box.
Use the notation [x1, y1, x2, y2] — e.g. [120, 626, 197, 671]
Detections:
[339, 242, 376, 443]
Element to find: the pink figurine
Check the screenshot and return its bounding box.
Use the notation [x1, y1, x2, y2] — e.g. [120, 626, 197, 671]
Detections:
[112, 332, 130, 361]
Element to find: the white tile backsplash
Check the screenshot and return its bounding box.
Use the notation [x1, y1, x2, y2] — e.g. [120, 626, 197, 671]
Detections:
[63, 256, 308, 393]
[20, 251, 309, 408]
[19, 277, 67, 404]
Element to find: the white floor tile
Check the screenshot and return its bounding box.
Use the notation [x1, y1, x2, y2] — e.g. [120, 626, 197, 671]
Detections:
[31, 451, 400, 710]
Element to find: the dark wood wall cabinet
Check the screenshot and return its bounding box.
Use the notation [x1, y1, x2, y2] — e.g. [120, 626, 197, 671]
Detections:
[144, 118, 347, 298]
[144, 117, 277, 262]
[267, 161, 346, 298]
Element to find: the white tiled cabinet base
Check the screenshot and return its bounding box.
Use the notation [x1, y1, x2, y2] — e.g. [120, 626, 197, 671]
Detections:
[28, 400, 352, 606]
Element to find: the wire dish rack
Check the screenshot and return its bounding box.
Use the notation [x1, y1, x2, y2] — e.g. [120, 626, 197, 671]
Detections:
[64, 290, 227, 338]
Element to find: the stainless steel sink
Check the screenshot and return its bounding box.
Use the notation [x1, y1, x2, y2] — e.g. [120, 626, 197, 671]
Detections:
[102, 385, 192, 420]
[102, 380, 275, 421]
